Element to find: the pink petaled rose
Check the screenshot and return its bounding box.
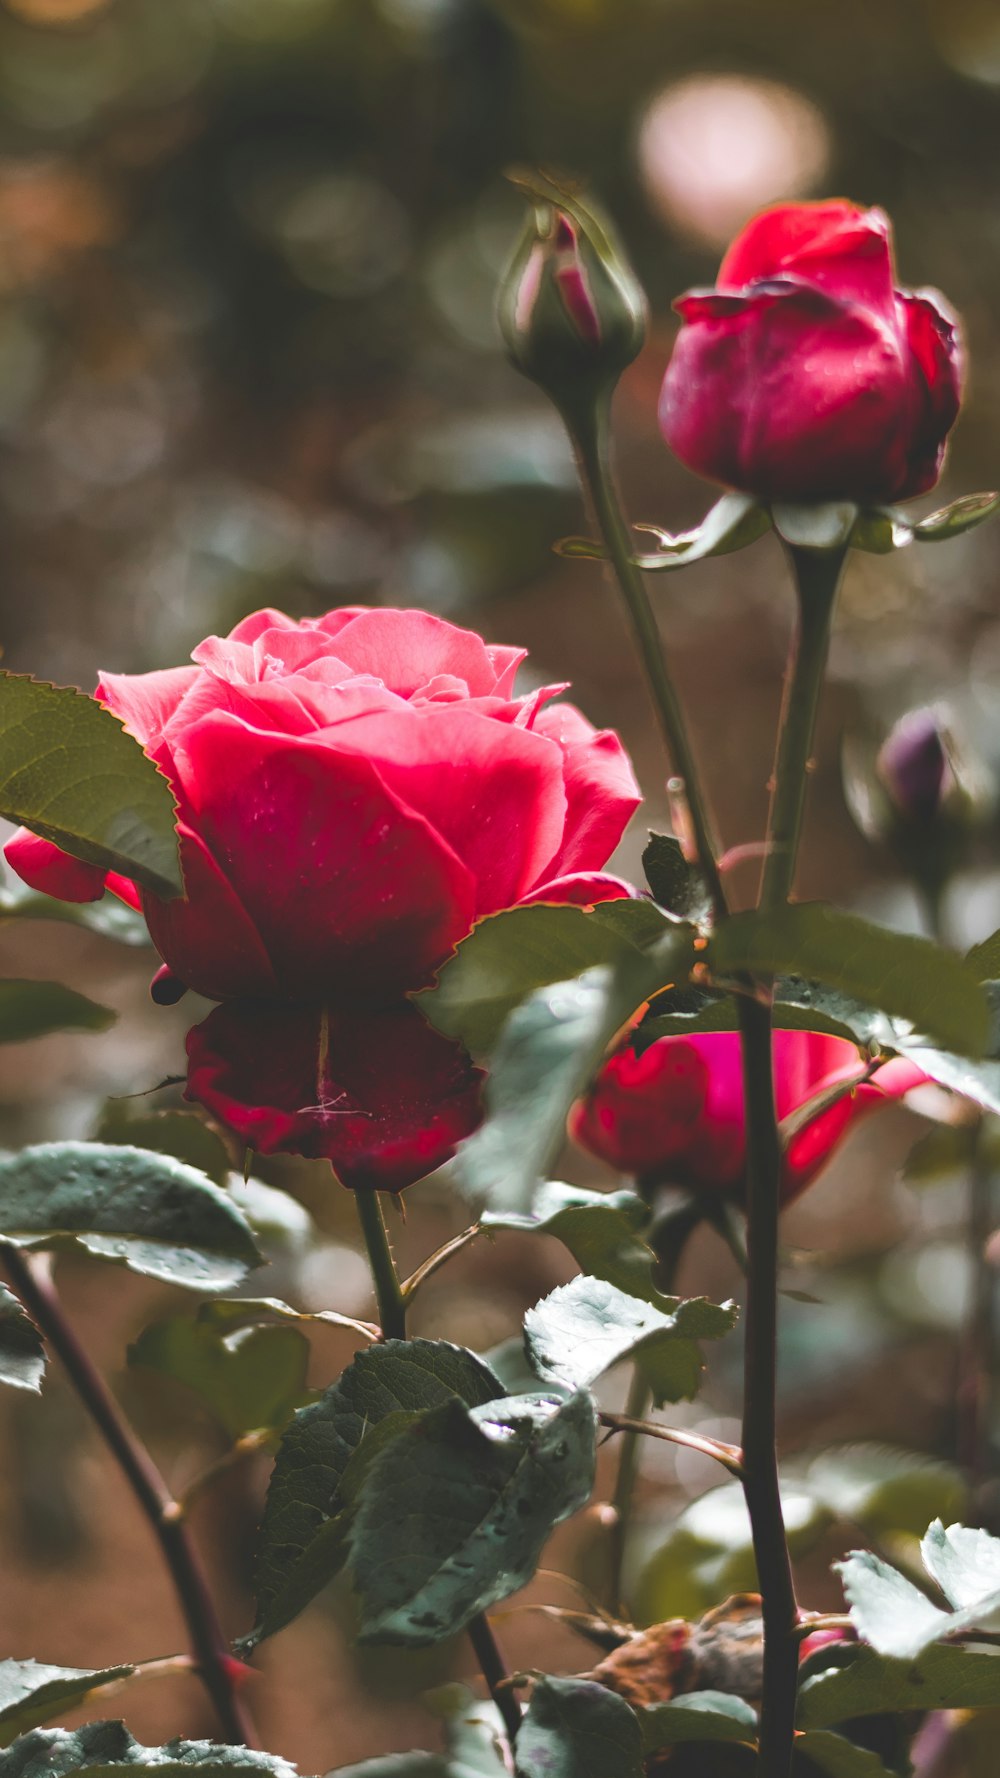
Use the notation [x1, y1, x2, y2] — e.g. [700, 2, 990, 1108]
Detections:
[570, 1029, 926, 1208]
[659, 199, 964, 504]
[5, 606, 640, 1191]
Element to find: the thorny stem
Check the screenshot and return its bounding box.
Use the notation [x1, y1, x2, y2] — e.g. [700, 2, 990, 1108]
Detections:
[572, 399, 728, 920]
[353, 1194, 522, 1744]
[0, 1245, 258, 1747]
[740, 541, 846, 1778]
[605, 1368, 652, 1613]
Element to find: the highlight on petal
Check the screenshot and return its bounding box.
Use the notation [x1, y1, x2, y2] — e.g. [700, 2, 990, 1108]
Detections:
[324, 607, 517, 699]
[186, 997, 484, 1193]
[96, 666, 199, 755]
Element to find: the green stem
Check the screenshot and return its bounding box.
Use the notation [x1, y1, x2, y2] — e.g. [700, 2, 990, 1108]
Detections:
[958, 1121, 994, 1502]
[739, 542, 845, 1777]
[0, 1246, 258, 1748]
[353, 1194, 522, 1744]
[355, 1192, 406, 1341]
[572, 400, 728, 921]
[759, 545, 846, 909]
[606, 1365, 652, 1614]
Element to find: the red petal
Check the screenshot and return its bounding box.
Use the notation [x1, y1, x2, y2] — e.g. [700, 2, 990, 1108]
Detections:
[170, 713, 476, 995]
[3, 828, 107, 902]
[718, 200, 895, 316]
[520, 872, 635, 907]
[894, 288, 964, 499]
[186, 998, 484, 1192]
[531, 701, 640, 884]
[142, 822, 277, 1000]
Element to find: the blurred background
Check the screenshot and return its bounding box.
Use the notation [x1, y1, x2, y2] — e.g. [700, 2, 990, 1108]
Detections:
[3, 0, 1000, 1772]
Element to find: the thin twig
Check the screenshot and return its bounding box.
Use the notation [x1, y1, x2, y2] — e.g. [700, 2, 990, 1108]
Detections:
[400, 1223, 483, 1304]
[599, 1411, 744, 1476]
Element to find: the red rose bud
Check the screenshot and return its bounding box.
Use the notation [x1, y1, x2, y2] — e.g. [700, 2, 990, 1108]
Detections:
[4, 607, 640, 1194]
[570, 1030, 925, 1209]
[659, 199, 964, 504]
[499, 188, 646, 416]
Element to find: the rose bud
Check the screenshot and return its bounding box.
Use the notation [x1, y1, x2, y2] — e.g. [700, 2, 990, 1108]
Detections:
[570, 1029, 925, 1210]
[499, 190, 647, 416]
[5, 607, 640, 1193]
[659, 199, 963, 505]
[845, 706, 993, 903]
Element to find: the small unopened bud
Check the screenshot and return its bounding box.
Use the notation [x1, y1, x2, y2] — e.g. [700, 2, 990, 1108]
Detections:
[498, 178, 646, 421]
[877, 709, 951, 823]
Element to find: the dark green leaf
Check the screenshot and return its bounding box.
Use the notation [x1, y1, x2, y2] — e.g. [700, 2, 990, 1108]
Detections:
[0, 1143, 262, 1290]
[639, 1691, 757, 1752]
[796, 1642, 1000, 1726]
[95, 1107, 231, 1188]
[912, 491, 1000, 541]
[524, 1276, 737, 1405]
[514, 1677, 642, 1778]
[0, 875, 150, 947]
[249, 1340, 503, 1647]
[642, 834, 711, 924]
[349, 1390, 596, 1645]
[707, 905, 989, 1056]
[0, 1664, 133, 1748]
[128, 1316, 311, 1441]
[482, 1183, 667, 1305]
[417, 901, 668, 1057]
[0, 673, 182, 901]
[0, 1721, 296, 1778]
[771, 502, 858, 550]
[0, 981, 115, 1044]
[794, 1731, 897, 1777]
[457, 931, 695, 1215]
[806, 1445, 966, 1540]
[966, 929, 1000, 981]
[0, 1288, 45, 1394]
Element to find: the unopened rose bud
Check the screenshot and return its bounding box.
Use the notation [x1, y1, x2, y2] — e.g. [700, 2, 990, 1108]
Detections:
[845, 706, 994, 901]
[498, 183, 647, 420]
[877, 708, 951, 823]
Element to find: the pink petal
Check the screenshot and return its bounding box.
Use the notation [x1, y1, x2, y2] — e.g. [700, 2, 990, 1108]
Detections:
[142, 821, 277, 1000]
[170, 712, 476, 995]
[185, 997, 484, 1192]
[718, 200, 895, 317]
[531, 701, 641, 883]
[520, 872, 635, 907]
[97, 667, 199, 753]
[327, 608, 514, 699]
[3, 828, 107, 902]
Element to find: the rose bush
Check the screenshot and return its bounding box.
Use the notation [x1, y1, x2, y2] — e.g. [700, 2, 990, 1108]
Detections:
[570, 1028, 925, 1206]
[5, 606, 640, 1190]
[658, 199, 963, 504]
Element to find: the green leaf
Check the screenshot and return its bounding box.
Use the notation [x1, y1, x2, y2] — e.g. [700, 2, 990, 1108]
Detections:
[249, 1340, 503, 1648]
[639, 1690, 757, 1752]
[0, 875, 150, 947]
[0, 1722, 296, 1778]
[128, 1316, 311, 1441]
[0, 673, 182, 901]
[806, 1445, 966, 1541]
[0, 1664, 133, 1748]
[0, 980, 115, 1044]
[835, 1549, 953, 1659]
[95, 1107, 231, 1188]
[796, 1641, 1000, 1725]
[524, 1275, 737, 1405]
[195, 1296, 376, 1343]
[642, 834, 711, 924]
[632, 492, 771, 570]
[966, 928, 1000, 981]
[707, 904, 989, 1057]
[0, 1143, 262, 1290]
[0, 1288, 45, 1394]
[794, 1730, 897, 1777]
[912, 491, 1000, 541]
[850, 509, 914, 553]
[771, 502, 858, 550]
[482, 1183, 666, 1305]
[349, 1390, 596, 1646]
[636, 1481, 830, 1622]
[417, 901, 670, 1058]
[457, 930, 696, 1214]
[513, 1677, 643, 1778]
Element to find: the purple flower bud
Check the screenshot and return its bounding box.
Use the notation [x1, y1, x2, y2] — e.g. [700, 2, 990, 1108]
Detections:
[876, 709, 951, 823]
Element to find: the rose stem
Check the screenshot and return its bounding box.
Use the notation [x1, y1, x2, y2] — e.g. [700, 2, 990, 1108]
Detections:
[571, 399, 728, 923]
[0, 1244, 257, 1747]
[353, 1191, 522, 1743]
[739, 541, 846, 1777]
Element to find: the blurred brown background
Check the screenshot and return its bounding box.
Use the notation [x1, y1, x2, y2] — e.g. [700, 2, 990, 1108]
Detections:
[3, 0, 1000, 1772]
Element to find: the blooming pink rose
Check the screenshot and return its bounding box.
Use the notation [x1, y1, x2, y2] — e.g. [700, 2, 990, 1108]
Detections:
[570, 1028, 924, 1208]
[6, 606, 640, 1191]
[659, 200, 963, 504]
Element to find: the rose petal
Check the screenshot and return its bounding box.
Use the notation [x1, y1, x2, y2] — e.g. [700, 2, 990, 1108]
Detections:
[186, 997, 484, 1192]
[328, 608, 518, 699]
[530, 701, 641, 884]
[3, 828, 107, 902]
[896, 288, 964, 500]
[520, 872, 635, 907]
[142, 821, 277, 1000]
[170, 712, 476, 995]
[718, 200, 896, 317]
[97, 666, 199, 755]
